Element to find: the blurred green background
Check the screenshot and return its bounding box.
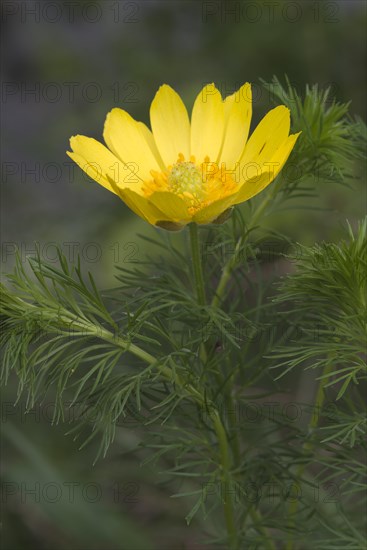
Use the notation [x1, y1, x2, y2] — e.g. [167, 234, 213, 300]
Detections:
[1, 1, 366, 548]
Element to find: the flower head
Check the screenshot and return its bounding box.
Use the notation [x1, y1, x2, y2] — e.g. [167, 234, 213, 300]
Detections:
[67, 83, 300, 229]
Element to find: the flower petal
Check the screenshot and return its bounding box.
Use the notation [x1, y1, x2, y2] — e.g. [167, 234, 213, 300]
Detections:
[137, 122, 165, 169]
[234, 132, 301, 204]
[103, 108, 163, 186]
[148, 191, 190, 222]
[240, 105, 291, 166]
[272, 132, 301, 167]
[193, 194, 237, 224]
[117, 188, 166, 225]
[150, 84, 191, 168]
[219, 83, 252, 170]
[67, 135, 126, 194]
[190, 83, 225, 164]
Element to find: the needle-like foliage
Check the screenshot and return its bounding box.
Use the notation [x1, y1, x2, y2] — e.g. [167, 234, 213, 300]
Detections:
[1, 80, 366, 548]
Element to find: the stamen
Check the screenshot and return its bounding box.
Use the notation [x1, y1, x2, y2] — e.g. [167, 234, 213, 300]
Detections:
[143, 153, 239, 213]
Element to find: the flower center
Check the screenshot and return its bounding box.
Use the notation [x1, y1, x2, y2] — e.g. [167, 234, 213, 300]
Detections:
[145, 154, 239, 215]
[167, 161, 204, 200]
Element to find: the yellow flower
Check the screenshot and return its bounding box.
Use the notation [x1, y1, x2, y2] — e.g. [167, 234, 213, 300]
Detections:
[67, 83, 300, 229]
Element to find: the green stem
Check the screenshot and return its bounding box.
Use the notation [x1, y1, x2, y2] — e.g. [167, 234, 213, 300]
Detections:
[248, 190, 274, 231]
[188, 222, 238, 548]
[211, 410, 238, 549]
[126, 343, 238, 548]
[285, 360, 333, 550]
[189, 222, 206, 306]
[210, 195, 278, 548]
[225, 376, 241, 468]
[227, 382, 275, 550]
[189, 222, 209, 366]
[211, 235, 245, 308]
[211, 188, 276, 309]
